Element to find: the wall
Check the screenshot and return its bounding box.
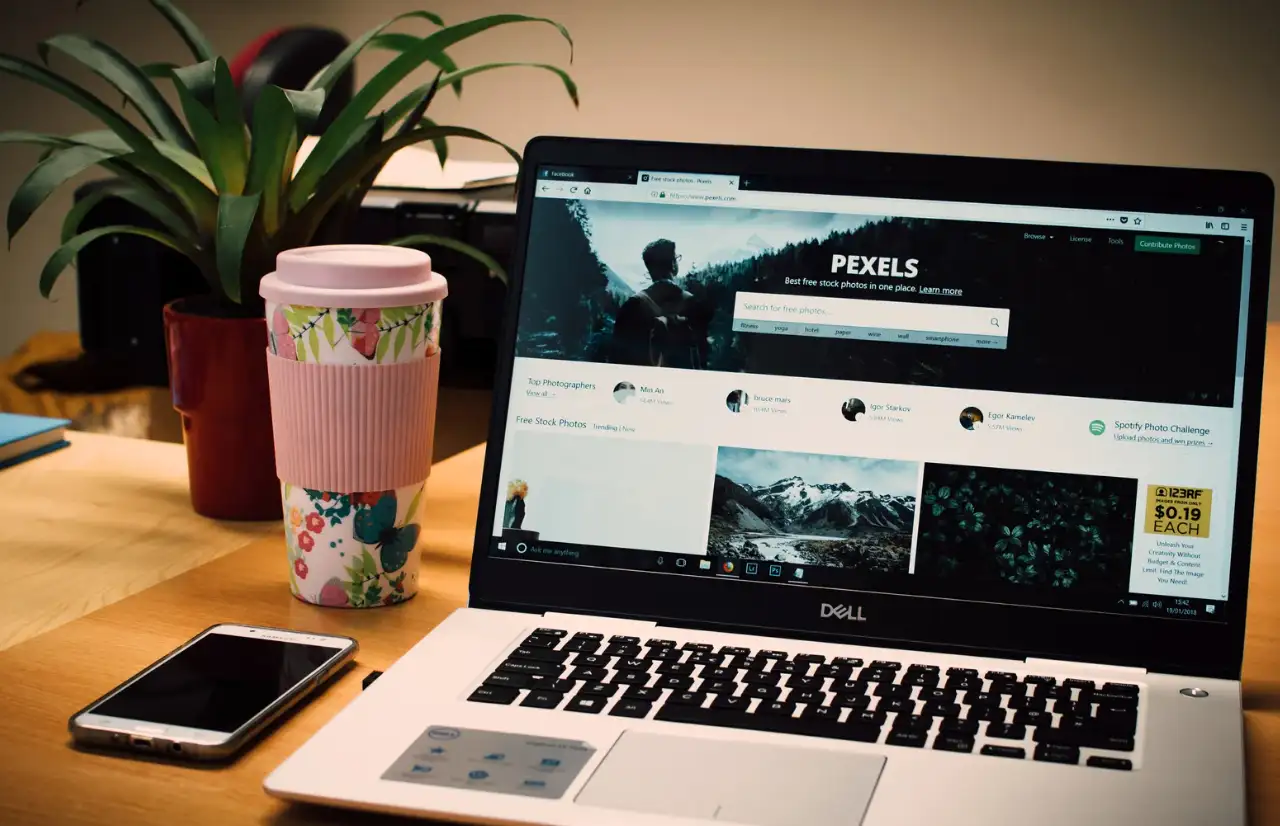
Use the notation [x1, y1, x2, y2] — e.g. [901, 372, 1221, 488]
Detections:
[0, 0, 1275, 356]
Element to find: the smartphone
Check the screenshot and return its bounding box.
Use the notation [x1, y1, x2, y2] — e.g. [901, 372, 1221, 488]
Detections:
[69, 623, 358, 761]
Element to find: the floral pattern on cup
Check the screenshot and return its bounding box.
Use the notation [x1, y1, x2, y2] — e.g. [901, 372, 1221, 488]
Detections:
[267, 302, 440, 364]
[283, 480, 425, 608]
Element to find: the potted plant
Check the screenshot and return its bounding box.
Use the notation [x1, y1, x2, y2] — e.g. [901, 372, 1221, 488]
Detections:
[0, 0, 576, 519]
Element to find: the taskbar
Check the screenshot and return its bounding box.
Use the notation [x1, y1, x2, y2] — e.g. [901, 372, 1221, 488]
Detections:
[489, 530, 1227, 624]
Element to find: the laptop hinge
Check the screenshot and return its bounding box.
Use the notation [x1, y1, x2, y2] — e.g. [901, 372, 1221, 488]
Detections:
[541, 612, 658, 634]
[1024, 657, 1147, 676]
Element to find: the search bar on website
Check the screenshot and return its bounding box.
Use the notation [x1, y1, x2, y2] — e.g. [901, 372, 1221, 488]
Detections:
[732, 292, 1010, 349]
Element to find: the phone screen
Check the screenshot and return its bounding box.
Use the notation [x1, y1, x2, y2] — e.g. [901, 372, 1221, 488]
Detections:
[91, 632, 342, 733]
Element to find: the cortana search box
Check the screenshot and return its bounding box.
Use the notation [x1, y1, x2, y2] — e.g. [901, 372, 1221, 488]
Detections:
[731, 293, 1010, 349]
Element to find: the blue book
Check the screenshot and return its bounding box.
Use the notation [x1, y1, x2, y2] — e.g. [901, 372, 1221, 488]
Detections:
[0, 413, 70, 470]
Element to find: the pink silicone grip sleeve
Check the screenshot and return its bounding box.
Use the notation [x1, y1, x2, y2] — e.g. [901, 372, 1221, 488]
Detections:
[265, 351, 439, 493]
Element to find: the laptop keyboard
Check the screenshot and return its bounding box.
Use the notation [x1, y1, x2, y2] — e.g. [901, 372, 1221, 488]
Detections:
[466, 629, 1140, 771]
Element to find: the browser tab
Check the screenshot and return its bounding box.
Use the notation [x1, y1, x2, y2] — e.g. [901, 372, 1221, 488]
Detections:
[638, 171, 739, 190]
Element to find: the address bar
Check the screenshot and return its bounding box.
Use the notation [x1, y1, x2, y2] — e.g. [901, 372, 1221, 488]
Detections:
[733, 293, 1010, 336]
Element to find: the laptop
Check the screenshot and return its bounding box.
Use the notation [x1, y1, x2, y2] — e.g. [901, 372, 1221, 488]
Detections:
[265, 138, 1273, 825]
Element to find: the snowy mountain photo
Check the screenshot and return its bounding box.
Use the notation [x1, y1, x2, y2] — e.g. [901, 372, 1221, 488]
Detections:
[708, 447, 918, 572]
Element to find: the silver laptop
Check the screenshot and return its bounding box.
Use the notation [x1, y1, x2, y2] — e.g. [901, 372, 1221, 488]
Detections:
[266, 138, 1273, 825]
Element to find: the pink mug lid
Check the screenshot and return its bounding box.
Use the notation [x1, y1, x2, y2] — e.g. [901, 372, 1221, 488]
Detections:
[259, 244, 448, 308]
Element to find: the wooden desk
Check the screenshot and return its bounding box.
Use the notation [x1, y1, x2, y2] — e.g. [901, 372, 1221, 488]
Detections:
[0, 332, 1277, 823]
[0, 431, 278, 651]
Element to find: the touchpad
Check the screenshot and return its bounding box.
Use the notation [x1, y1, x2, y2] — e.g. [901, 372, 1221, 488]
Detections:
[576, 732, 884, 826]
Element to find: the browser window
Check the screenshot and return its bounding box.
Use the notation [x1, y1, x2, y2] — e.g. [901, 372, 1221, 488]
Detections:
[490, 164, 1255, 624]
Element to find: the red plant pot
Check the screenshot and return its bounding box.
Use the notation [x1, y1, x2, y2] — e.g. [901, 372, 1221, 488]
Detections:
[163, 297, 282, 521]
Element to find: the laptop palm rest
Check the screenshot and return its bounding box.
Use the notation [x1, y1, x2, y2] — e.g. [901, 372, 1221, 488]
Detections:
[575, 731, 884, 825]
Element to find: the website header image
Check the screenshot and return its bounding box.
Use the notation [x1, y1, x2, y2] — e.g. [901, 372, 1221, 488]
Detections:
[709, 446, 919, 574]
[516, 198, 1244, 407]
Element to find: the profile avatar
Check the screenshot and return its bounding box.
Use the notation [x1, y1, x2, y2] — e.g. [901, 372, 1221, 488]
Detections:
[842, 398, 866, 422]
[726, 389, 749, 413]
[959, 407, 984, 431]
[503, 479, 529, 529]
[613, 381, 636, 403]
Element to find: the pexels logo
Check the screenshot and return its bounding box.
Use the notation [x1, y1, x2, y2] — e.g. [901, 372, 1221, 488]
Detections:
[830, 255, 919, 278]
[820, 603, 867, 622]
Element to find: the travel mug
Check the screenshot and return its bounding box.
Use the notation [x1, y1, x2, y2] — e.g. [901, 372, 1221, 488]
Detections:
[261, 245, 446, 607]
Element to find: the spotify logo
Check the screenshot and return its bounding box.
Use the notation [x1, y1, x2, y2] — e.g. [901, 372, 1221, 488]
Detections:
[1089, 420, 1106, 436]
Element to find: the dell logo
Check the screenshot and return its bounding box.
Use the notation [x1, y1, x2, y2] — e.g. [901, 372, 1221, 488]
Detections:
[820, 603, 867, 622]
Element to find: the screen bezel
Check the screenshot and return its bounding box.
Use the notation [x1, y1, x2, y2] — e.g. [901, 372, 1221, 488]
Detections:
[469, 136, 1273, 681]
[73, 624, 357, 744]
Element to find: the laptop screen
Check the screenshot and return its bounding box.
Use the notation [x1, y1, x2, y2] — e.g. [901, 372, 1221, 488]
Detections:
[485, 163, 1256, 626]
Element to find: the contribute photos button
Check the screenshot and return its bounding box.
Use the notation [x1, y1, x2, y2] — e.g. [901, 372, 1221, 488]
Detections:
[1135, 235, 1200, 255]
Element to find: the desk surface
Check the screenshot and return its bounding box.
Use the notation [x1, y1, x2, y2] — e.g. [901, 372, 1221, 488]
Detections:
[0, 333, 1277, 823]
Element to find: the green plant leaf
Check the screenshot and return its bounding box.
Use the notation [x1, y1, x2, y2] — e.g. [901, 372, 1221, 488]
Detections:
[295, 334, 306, 362]
[148, 0, 216, 63]
[410, 310, 423, 348]
[393, 325, 408, 359]
[215, 192, 260, 302]
[308, 324, 320, 360]
[8, 144, 121, 243]
[322, 311, 337, 347]
[140, 61, 178, 80]
[389, 63, 578, 123]
[307, 11, 448, 96]
[389, 233, 507, 282]
[246, 85, 298, 234]
[283, 87, 326, 134]
[292, 14, 563, 207]
[60, 181, 192, 245]
[38, 34, 195, 152]
[173, 59, 247, 193]
[64, 129, 214, 191]
[374, 331, 392, 363]
[40, 225, 200, 297]
[369, 33, 462, 98]
[404, 484, 423, 524]
[360, 548, 378, 578]
[292, 125, 520, 243]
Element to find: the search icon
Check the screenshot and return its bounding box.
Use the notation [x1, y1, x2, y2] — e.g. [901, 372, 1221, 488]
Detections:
[989, 317, 1000, 328]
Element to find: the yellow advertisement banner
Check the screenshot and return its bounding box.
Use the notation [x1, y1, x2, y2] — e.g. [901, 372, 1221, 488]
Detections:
[1143, 485, 1211, 539]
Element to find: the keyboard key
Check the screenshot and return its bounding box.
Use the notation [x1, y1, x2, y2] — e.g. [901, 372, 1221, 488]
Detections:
[615, 658, 651, 672]
[757, 701, 798, 717]
[687, 652, 724, 667]
[701, 667, 738, 682]
[964, 691, 1002, 707]
[625, 686, 663, 701]
[985, 671, 1018, 682]
[832, 693, 872, 711]
[1087, 756, 1134, 771]
[719, 646, 751, 656]
[483, 672, 530, 689]
[609, 699, 652, 718]
[703, 680, 738, 695]
[610, 635, 640, 644]
[655, 701, 879, 742]
[656, 661, 695, 676]
[1012, 710, 1054, 728]
[759, 650, 789, 660]
[1101, 682, 1140, 697]
[901, 672, 940, 688]
[1034, 727, 1134, 752]
[814, 664, 855, 680]
[571, 653, 611, 667]
[793, 653, 826, 664]
[521, 690, 564, 709]
[968, 706, 1007, 724]
[791, 690, 827, 706]
[742, 684, 782, 701]
[528, 676, 575, 693]
[987, 723, 1027, 740]
[919, 688, 957, 704]
[923, 701, 963, 718]
[611, 670, 650, 686]
[468, 685, 519, 705]
[567, 666, 608, 682]
[1008, 695, 1047, 712]
[876, 698, 916, 715]
[1023, 675, 1056, 686]
[981, 745, 1025, 759]
[1091, 690, 1139, 708]
[1034, 743, 1080, 765]
[1095, 708, 1138, 735]
[940, 717, 979, 736]
[788, 676, 824, 691]
[519, 635, 561, 649]
[848, 710, 888, 727]
[667, 691, 707, 707]
[604, 644, 642, 659]
[907, 664, 940, 673]
[933, 735, 975, 753]
[498, 660, 564, 678]
[832, 657, 864, 667]
[562, 638, 600, 654]
[655, 676, 694, 691]
[860, 669, 896, 684]
[744, 672, 782, 686]
[570, 633, 603, 641]
[886, 730, 927, 748]
[871, 660, 902, 670]
[892, 714, 934, 733]
[646, 638, 677, 648]
[647, 648, 683, 662]
[945, 676, 984, 691]
[801, 705, 842, 722]
[1033, 684, 1072, 700]
[740, 657, 770, 672]
[990, 681, 1028, 697]
[565, 695, 605, 714]
[947, 667, 979, 677]
[1064, 678, 1096, 691]
[513, 646, 570, 663]
[579, 682, 618, 698]
[833, 680, 869, 695]
[534, 628, 568, 638]
[874, 683, 914, 699]
[1054, 699, 1093, 717]
[710, 694, 751, 712]
[682, 642, 714, 653]
[772, 661, 805, 675]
